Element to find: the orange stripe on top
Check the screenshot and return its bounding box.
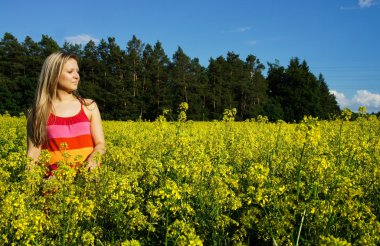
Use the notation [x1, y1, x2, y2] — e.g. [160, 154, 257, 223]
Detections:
[48, 147, 94, 165]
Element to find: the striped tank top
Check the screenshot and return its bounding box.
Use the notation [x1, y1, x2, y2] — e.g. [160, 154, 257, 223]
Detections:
[42, 104, 94, 168]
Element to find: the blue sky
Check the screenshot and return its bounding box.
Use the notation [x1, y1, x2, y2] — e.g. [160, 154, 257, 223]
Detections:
[1, 0, 379, 112]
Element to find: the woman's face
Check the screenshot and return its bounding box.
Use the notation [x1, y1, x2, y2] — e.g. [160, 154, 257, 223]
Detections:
[57, 58, 80, 93]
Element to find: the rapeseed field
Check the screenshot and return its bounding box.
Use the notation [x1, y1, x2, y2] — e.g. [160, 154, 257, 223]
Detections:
[0, 112, 379, 245]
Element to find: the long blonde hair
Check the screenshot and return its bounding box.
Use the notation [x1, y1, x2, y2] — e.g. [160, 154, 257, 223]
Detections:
[27, 52, 79, 147]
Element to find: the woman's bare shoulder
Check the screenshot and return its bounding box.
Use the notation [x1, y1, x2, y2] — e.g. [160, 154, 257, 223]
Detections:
[83, 98, 98, 111]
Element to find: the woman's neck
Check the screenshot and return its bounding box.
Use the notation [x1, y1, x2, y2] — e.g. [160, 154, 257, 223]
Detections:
[55, 90, 76, 103]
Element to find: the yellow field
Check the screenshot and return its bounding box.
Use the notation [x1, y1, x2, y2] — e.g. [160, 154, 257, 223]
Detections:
[0, 113, 379, 245]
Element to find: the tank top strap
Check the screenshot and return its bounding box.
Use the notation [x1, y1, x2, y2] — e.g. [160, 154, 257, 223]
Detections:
[79, 102, 91, 121]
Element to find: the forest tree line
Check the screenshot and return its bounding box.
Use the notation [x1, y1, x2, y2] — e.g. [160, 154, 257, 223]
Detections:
[0, 32, 341, 121]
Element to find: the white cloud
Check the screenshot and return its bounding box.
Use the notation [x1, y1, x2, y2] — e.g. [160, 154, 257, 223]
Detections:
[220, 26, 252, 34]
[352, 90, 380, 107]
[358, 0, 375, 8]
[247, 40, 258, 45]
[65, 34, 99, 45]
[331, 89, 380, 112]
[331, 90, 350, 107]
[340, 0, 379, 10]
[340, 6, 358, 10]
[235, 26, 252, 32]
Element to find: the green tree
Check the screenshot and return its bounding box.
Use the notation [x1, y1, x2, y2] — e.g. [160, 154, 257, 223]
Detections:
[224, 52, 243, 111]
[22, 36, 43, 78]
[0, 33, 29, 114]
[38, 35, 60, 57]
[126, 35, 145, 119]
[142, 41, 170, 120]
[0, 32, 25, 79]
[80, 40, 103, 108]
[267, 58, 333, 122]
[187, 58, 209, 120]
[104, 37, 128, 120]
[61, 41, 83, 57]
[0, 74, 17, 114]
[317, 74, 340, 119]
[242, 54, 267, 118]
[93, 38, 127, 119]
[207, 57, 225, 119]
[169, 47, 192, 111]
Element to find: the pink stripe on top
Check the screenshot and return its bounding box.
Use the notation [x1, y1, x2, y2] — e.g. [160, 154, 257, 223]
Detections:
[47, 121, 91, 139]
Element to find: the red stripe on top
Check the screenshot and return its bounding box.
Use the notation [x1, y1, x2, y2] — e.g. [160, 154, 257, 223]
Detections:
[47, 107, 90, 125]
[45, 134, 94, 152]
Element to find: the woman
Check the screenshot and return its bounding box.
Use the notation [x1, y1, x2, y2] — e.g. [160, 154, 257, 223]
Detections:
[27, 52, 105, 175]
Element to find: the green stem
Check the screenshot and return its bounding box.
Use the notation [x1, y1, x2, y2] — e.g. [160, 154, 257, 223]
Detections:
[296, 210, 306, 246]
[336, 120, 344, 165]
[269, 124, 282, 176]
[164, 209, 169, 246]
[296, 132, 308, 201]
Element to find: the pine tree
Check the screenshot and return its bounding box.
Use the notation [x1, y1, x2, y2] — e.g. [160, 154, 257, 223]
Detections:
[207, 57, 225, 119]
[38, 35, 60, 57]
[317, 74, 340, 118]
[80, 40, 103, 108]
[62, 41, 83, 57]
[243, 54, 267, 118]
[187, 58, 209, 120]
[105, 37, 128, 119]
[0, 33, 29, 114]
[169, 47, 192, 110]
[267, 58, 337, 122]
[142, 41, 170, 119]
[126, 35, 145, 119]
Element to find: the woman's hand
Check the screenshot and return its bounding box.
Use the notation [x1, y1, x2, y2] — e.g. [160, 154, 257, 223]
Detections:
[87, 159, 100, 171]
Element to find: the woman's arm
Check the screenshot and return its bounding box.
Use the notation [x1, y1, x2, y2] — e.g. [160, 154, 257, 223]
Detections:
[27, 138, 41, 167]
[86, 102, 106, 170]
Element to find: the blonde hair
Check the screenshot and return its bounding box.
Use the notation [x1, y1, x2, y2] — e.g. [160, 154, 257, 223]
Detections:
[27, 52, 80, 146]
